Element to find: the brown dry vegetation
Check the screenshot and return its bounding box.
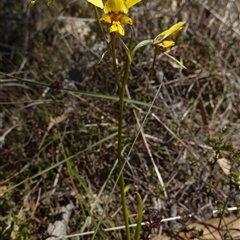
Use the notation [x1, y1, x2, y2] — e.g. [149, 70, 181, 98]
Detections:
[0, 0, 240, 239]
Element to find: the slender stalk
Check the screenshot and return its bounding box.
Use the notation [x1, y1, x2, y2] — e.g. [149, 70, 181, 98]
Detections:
[109, 32, 131, 238]
[150, 48, 157, 81]
[110, 34, 121, 88]
[93, 6, 108, 43]
[117, 49, 131, 240]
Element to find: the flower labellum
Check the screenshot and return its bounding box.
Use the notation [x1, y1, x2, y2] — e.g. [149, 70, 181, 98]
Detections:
[157, 40, 175, 52]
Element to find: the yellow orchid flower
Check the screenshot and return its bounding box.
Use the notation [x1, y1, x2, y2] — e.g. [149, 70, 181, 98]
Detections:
[154, 22, 185, 52]
[87, 0, 141, 35]
[152, 21, 186, 68]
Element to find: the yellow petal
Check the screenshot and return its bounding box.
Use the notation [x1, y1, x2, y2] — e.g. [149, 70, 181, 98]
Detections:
[100, 15, 111, 23]
[87, 0, 103, 9]
[110, 21, 125, 35]
[125, 0, 141, 8]
[158, 40, 175, 52]
[104, 0, 128, 14]
[158, 22, 185, 40]
[120, 15, 133, 24]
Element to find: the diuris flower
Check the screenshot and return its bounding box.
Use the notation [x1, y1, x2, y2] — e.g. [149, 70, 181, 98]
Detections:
[154, 22, 185, 52]
[87, 0, 141, 35]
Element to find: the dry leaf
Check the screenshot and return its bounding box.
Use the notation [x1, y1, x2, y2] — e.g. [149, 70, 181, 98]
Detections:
[10, 193, 33, 239]
[38, 112, 70, 150]
[150, 217, 240, 240]
[0, 185, 7, 196]
[47, 112, 70, 131]
[171, 0, 177, 12]
[217, 158, 231, 175]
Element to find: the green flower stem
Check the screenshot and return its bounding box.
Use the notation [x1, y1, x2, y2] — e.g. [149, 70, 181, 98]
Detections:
[111, 34, 121, 88]
[110, 32, 130, 239]
[150, 48, 158, 81]
[110, 35, 157, 240]
[117, 54, 131, 240]
[93, 6, 108, 43]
